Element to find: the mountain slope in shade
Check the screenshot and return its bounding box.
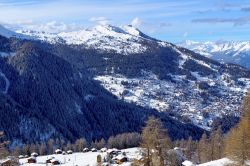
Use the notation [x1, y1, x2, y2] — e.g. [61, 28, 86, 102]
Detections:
[38, 30, 250, 130]
[0, 34, 204, 144]
[178, 40, 250, 68]
[1, 23, 250, 137]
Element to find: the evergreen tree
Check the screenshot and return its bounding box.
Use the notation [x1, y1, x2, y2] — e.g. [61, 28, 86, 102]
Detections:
[0, 132, 9, 158]
[75, 138, 88, 152]
[185, 136, 194, 160]
[140, 116, 172, 166]
[210, 127, 224, 160]
[198, 133, 209, 163]
[96, 138, 106, 150]
[39, 143, 47, 155]
[224, 94, 250, 165]
[47, 139, 55, 154]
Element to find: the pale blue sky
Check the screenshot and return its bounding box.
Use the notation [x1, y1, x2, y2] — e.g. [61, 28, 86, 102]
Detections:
[0, 0, 250, 42]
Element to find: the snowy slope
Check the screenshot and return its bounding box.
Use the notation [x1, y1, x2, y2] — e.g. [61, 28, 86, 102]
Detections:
[17, 24, 154, 54]
[185, 158, 250, 166]
[19, 148, 142, 166]
[0, 72, 10, 94]
[178, 40, 250, 68]
[0, 25, 30, 39]
[95, 71, 250, 130]
[5, 24, 250, 131]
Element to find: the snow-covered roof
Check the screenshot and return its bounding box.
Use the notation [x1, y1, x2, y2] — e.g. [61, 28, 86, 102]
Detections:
[114, 154, 127, 160]
[50, 158, 60, 162]
[47, 156, 55, 160]
[27, 156, 36, 160]
[100, 148, 107, 152]
[55, 149, 62, 152]
[107, 148, 118, 153]
[31, 152, 38, 156]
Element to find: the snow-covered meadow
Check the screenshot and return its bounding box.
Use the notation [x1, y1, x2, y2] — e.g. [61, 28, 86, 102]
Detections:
[19, 148, 142, 166]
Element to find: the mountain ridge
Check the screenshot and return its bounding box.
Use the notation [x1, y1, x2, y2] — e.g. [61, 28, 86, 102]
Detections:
[0, 33, 205, 144]
[178, 40, 250, 68]
[0, 24, 249, 143]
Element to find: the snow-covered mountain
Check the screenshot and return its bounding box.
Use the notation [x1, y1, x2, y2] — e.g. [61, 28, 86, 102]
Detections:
[178, 40, 250, 68]
[17, 24, 157, 55]
[0, 25, 205, 143]
[1, 23, 250, 143]
[13, 24, 250, 130]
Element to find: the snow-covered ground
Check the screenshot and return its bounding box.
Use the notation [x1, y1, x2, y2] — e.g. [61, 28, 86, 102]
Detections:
[19, 148, 142, 166]
[18, 149, 250, 166]
[95, 71, 250, 129]
[16, 24, 150, 55]
[184, 158, 250, 166]
[0, 71, 10, 94]
[197, 158, 234, 166]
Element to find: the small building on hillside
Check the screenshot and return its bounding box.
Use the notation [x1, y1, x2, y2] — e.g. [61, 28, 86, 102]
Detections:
[46, 156, 55, 163]
[107, 148, 119, 155]
[100, 147, 107, 153]
[91, 148, 97, 152]
[31, 152, 39, 157]
[83, 148, 90, 152]
[27, 157, 36, 163]
[113, 154, 128, 164]
[18, 155, 25, 159]
[67, 150, 73, 154]
[51, 159, 60, 165]
[55, 149, 62, 154]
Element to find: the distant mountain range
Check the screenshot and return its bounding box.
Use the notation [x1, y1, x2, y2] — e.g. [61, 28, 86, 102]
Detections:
[0, 24, 249, 143]
[178, 40, 250, 68]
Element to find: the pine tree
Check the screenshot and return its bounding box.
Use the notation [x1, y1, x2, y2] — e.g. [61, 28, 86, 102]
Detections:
[39, 143, 47, 155]
[224, 94, 250, 165]
[66, 141, 73, 151]
[96, 138, 106, 150]
[0, 132, 9, 158]
[47, 139, 55, 154]
[12, 146, 22, 157]
[198, 133, 209, 163]
[140, 116, 172, 166]
[75, 138, 88, 152]
[210, 127, 224, 160]
[23, 144, 31, 156]
[185, 136, 194, 160]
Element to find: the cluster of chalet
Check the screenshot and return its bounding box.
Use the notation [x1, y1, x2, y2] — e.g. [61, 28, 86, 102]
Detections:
[96, 148, 129, 165]
[18, 149, 75, 165]
[16, 147, 131, 165]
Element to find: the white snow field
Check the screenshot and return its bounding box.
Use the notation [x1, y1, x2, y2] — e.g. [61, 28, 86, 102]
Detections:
[19, 148, 142, 166]
[197, 158, 234, 166]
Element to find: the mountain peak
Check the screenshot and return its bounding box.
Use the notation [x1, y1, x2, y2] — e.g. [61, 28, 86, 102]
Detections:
[122, 25, 141, 36]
